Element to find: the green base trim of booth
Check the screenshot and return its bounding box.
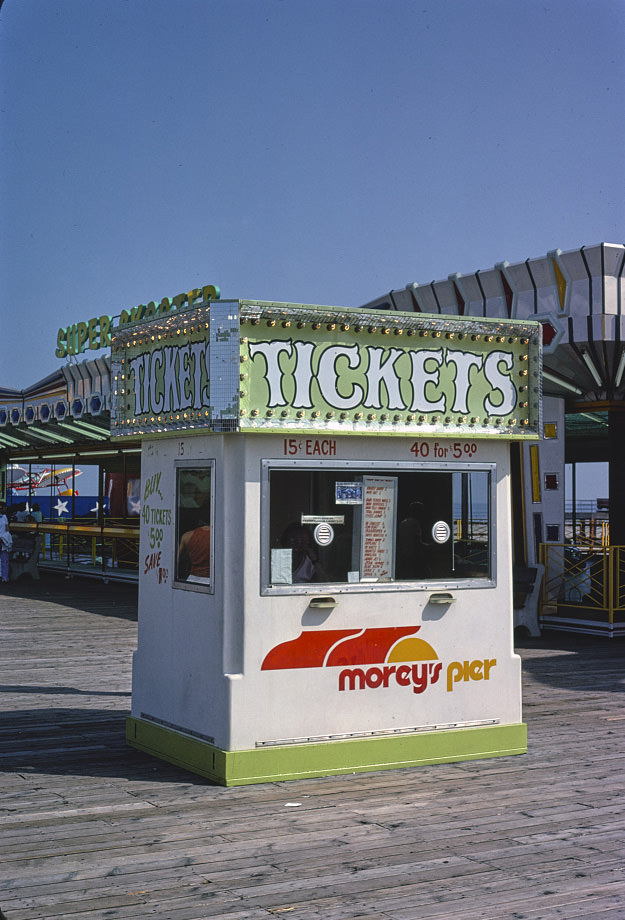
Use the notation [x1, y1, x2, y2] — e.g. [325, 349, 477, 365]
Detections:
[126, 717, 527, 786]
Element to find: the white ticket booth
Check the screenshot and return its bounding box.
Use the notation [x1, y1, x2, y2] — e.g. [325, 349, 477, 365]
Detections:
[112, 299, 541, 785]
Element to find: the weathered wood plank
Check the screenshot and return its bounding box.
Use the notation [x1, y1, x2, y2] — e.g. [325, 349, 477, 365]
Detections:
[1, 574, 625, 920]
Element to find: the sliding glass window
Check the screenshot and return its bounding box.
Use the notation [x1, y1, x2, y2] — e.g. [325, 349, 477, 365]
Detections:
[262, 461, 494, 592]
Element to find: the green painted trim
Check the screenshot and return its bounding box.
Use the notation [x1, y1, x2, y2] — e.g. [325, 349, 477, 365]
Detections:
[126, 717, 527, 787]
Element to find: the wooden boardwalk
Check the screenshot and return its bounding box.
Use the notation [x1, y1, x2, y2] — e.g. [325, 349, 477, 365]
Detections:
[1, 574, 624, 920]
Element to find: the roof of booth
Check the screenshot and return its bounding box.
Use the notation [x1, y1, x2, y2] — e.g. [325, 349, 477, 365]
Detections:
[110, 298, 541, 441]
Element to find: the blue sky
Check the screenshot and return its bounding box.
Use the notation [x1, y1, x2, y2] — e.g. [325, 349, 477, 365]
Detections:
[1, 0, 623, 453]
[2, 0, 623, 390]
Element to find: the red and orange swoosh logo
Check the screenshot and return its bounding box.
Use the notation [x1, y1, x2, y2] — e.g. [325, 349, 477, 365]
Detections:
[261, 626, 437, 670]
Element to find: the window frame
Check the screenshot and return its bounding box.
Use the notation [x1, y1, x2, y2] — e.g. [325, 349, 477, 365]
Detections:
[260, 458, 497, 595]
[173, 459, 215, 594]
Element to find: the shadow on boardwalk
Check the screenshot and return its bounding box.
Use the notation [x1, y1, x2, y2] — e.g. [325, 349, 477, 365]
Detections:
[516, 630, 625, 695]
[0, 570, 138, 619]
[1, 573, 625, 919]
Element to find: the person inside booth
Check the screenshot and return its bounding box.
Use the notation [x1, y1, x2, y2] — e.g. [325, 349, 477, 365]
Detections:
[281, 523, 327, 583]
[177, 501, 211, 584]
[396, 501, 432, 579]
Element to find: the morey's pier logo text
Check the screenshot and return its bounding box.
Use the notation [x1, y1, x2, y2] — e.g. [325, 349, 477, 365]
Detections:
[261, 627, 496, 695]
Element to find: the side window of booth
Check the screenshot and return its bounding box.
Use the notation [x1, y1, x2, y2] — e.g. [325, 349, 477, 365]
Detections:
[263, 463, 493, 591]
[175, 464, 214, 591]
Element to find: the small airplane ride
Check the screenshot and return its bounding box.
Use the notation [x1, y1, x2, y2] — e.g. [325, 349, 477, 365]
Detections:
[7, 464, 83, 496]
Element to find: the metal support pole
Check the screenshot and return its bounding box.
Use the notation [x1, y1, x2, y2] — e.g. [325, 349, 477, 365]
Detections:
[608, 409, 625, 546]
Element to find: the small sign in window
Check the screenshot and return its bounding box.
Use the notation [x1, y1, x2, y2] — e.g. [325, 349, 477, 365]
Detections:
[335, 482, 363, 504]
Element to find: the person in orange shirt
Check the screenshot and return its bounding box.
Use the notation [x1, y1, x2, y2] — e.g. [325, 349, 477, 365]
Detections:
[177, 502, 211, 583]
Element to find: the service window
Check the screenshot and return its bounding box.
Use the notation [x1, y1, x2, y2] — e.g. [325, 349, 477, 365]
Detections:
[262, 461, 494, 592]
[174, 463, 214, 591]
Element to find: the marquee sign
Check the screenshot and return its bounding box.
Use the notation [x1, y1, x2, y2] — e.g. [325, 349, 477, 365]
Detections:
[55, 284, 220, 358]
[110, 300, 541, 439]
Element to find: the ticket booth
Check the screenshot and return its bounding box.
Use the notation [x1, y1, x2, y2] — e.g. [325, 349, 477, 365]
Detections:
[112, 299, 541, 785]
